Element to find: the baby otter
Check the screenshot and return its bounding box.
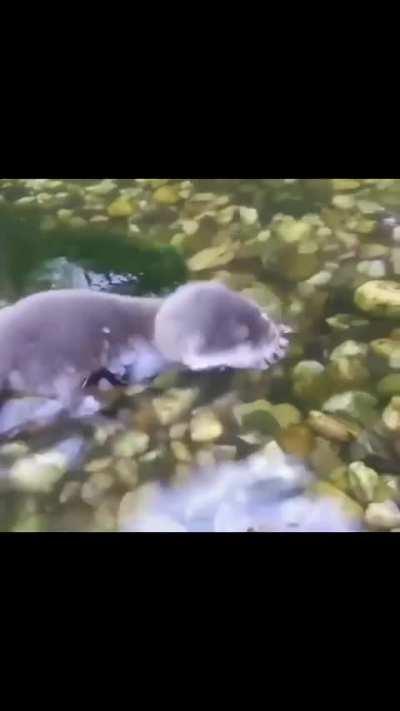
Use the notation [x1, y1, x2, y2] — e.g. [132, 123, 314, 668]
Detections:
[0, 282, 290, 410]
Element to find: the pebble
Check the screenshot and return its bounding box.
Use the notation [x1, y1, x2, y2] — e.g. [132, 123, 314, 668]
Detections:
[153, 388, 199, 426]
[348, 461, 379, 505]
[365, 501, 400, 531]
[307, 411, 353, 443]
[355, 280, 400, 318]
[190, 410, 223, 443]
[112, 431, 150, 458]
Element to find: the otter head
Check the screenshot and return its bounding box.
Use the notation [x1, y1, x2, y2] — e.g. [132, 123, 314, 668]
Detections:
[154, 282, 291, 372]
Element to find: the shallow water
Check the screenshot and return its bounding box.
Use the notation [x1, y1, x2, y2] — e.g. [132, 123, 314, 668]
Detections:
[1, 178, 400, 532]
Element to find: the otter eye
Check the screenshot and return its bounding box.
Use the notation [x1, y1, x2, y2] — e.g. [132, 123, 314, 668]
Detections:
[236, 324, 250, 341]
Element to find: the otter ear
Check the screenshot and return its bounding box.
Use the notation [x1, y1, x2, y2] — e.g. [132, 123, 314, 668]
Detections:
[181, 332, 206, 370]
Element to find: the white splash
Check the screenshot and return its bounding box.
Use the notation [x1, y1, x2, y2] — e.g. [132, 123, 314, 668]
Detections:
[120, 443, 364, 533]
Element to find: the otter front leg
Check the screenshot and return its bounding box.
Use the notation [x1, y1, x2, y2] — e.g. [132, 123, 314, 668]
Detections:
[81, 368, 128, 390]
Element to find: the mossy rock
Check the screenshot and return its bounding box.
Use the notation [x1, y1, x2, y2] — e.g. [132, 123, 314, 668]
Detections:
[233, 401, 281, 436]
[0, 206, 187, 297]
[322, 391, 378, 426]
[355, 280, 400, 318]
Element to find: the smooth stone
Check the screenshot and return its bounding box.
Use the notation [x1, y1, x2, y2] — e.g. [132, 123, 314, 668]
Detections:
[233, 400, 281, 436]
[355, 280, 400, 318]
[322, 391, 378, 426]
[190, 410, 223, 443]
[9, 437, 85, 494]
[365, 501, 400, 531]
[307, 411, 353, 443]
[112, 431, 150, 458]
[377, 374, 400, 398]
[382, 396, 400, 431]
[153, 388, 199, 426]
[329, 341, 368, 360]
[348, 461, 379, 505]
[187, 243, 237, 271]
[370, 339, 400, 368]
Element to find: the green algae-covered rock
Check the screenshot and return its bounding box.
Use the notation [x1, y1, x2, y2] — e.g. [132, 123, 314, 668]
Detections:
[332, 194, 356, 210]
[322, 391, 378, 426]
[233, 400, 281, 436]
[190, 410, 224, 443]
[377, 374, 400, 398]
[107, 197, 138, 218]
[382, 396, 400, 432]
[112, 431, 150, 458]
[153, 388, 200, 426]
[271, 404, 302, 429]
[273, 217, 313, 244]
[153, 185, 181, 205]
[326, 314, 370, 332]
[370, 339, 400, 368]
[348, 461, 379, 505]
[326, 357, 370, 391]
[292, 361, 329, 405]
[187, 242, 237, 271]
[355, 280, 400, 318]
[329, 340, 368, 360]
[332, 179, 361, 192]
[0, 194, 186, 293]
[278, 424, 315, 459]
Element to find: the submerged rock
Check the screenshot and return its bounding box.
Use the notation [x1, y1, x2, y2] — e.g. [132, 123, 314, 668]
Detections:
[107, 197, 138, 218]
[233, 400, 281, 436]
[329, 340, 368, 360]
[292, 361, 328, 405]
[112, 431, 150, 458]
[370, 339, 400, 368]
[382, 396, 400, 432]
[153, 388, 199, 426]
[322, 391, 378, 426]
[187, 243, 237, 271]
[307, 411, 354, 443]
[190, 410, 223, 443]
[8, 436, 86, 493]
[348, 461, 379, 505]
[377, 374, 400, 397]
[355, 280, 400, 318]
[278, 425, 315, 459]
[365, 501, 400, 531]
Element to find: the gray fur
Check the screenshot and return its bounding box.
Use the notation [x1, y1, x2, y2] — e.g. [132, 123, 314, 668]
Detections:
[0, 282, 289, 407]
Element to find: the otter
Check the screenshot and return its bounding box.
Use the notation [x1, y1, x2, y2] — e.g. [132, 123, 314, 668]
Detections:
[0, 281, 291, 411]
